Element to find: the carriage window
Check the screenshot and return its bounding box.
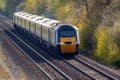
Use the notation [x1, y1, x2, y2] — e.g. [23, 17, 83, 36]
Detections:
[60, 31, 75, 37]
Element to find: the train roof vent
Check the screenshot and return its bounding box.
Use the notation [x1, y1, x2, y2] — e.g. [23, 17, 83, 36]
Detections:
[19, 12, 24, 15]
[26, 14, 32, 17]
[36, 18, 44, 21]
[43, 19, 51, 23]
[22, 13, 28, 16]
[50, 22, 61, 29]
[30, 15, 37, 19]
[49, 23, 55, 28]
[31, 17, 36, 19]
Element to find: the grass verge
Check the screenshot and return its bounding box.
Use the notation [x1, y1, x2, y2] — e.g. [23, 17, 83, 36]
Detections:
[0, 50, 11, 80]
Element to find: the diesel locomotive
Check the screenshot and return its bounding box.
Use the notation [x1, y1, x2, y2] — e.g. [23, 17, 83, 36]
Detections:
[13, 12, 79, 54]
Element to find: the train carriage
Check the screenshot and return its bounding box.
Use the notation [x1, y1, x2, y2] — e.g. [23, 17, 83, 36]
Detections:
[13, 12, 79, 55]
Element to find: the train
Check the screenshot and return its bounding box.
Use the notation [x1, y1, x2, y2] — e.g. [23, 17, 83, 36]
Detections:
[13, 12, 79, 55]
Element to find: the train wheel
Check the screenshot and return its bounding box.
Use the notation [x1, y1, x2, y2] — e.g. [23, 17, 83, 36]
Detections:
[46, 44, 50, 48]
[75, 50, 79, 55]
[53, 48, 56, 53]
[56, 48, 61, 56]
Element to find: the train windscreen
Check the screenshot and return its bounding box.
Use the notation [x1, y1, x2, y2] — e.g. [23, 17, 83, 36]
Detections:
[60, 31, 75, 37]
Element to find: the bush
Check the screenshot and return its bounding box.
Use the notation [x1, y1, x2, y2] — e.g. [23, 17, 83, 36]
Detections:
[79, 19, 94, 51]
[54, 1, 75, 23]
[110, 20, 120, 47]
[107, 44, 120, 66]
[24, 0, 38, 14]
[95, 27, 110, 62]
[95, 20, 120, 66]
[16, 2, 26, 11]
[107, 20, 120, 66]
[0, 0, 6, 12]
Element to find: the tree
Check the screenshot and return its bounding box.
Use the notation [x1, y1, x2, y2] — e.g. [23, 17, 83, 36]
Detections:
[2, 0, 22, 18]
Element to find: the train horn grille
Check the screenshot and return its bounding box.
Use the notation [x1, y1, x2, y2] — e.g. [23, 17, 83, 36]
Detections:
[65, 42, 72, 44]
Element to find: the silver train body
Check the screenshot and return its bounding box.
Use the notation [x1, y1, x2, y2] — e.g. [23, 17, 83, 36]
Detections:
[13, 12, 79, 54]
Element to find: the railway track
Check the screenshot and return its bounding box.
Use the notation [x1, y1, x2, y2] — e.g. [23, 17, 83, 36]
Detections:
[0, 16, 92, 80]
[0, 16, 120, 80]
[0, 17, 72, 80]
[75, 54, 120, 80]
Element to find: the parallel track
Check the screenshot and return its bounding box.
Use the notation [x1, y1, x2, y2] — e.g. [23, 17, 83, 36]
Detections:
[76, 54, 120, 80]
[0, 18, 92, 80]
[47, 48, 117, 80]
[0, 16, 119, 80]
[0, 17, 72, 80]
[0, 17, 96, 80]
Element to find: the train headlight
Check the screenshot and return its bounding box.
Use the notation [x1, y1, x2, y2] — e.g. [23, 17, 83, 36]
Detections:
[59, 42, 64, 45]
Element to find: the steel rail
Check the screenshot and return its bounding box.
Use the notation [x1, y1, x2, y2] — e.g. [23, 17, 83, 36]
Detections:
[0, 22, 72, 80]
[74, 57, 117, 80]
[0, 23, 54, 80]
[0, 18, 97, 80]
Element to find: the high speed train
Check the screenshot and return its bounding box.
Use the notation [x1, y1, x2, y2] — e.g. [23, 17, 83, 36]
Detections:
[13, 12, 79, 55]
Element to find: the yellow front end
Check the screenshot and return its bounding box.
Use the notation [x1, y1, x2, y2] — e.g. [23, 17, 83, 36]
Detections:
[60, 37, 76, 53]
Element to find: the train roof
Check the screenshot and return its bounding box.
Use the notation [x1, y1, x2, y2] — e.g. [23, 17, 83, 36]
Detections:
[14, 12, 31, 19]
[14, 12, 78, 30]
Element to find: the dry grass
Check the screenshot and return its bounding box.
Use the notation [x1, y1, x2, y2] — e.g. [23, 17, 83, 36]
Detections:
[19, 73, 27, 80]
[0, 50, 6, 61]
[0, 50, 27, 80]
[0, 50, 11, 80]
[0, 64, 11, 80]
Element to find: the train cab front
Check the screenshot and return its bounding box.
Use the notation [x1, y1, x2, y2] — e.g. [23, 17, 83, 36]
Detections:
[57, 25, 79, 54]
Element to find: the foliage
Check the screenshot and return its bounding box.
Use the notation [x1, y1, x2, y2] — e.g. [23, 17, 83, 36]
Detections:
[24, 0, 47, 16]
[16, 2, 26, 12]
[0, 0, 6, 12]
[107, 44, 120, 66]
[24, 0, 37, 14]
[95, 27, 110, 62]
[0, 0, 22, 18]
[95, 20, 120, 66]
[79, 18, 94, 51]
[54, 1, 75, 23]
[108, 20, 120, 66]
[78, 0, 103, 51]
[110, 20, 120, 47]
